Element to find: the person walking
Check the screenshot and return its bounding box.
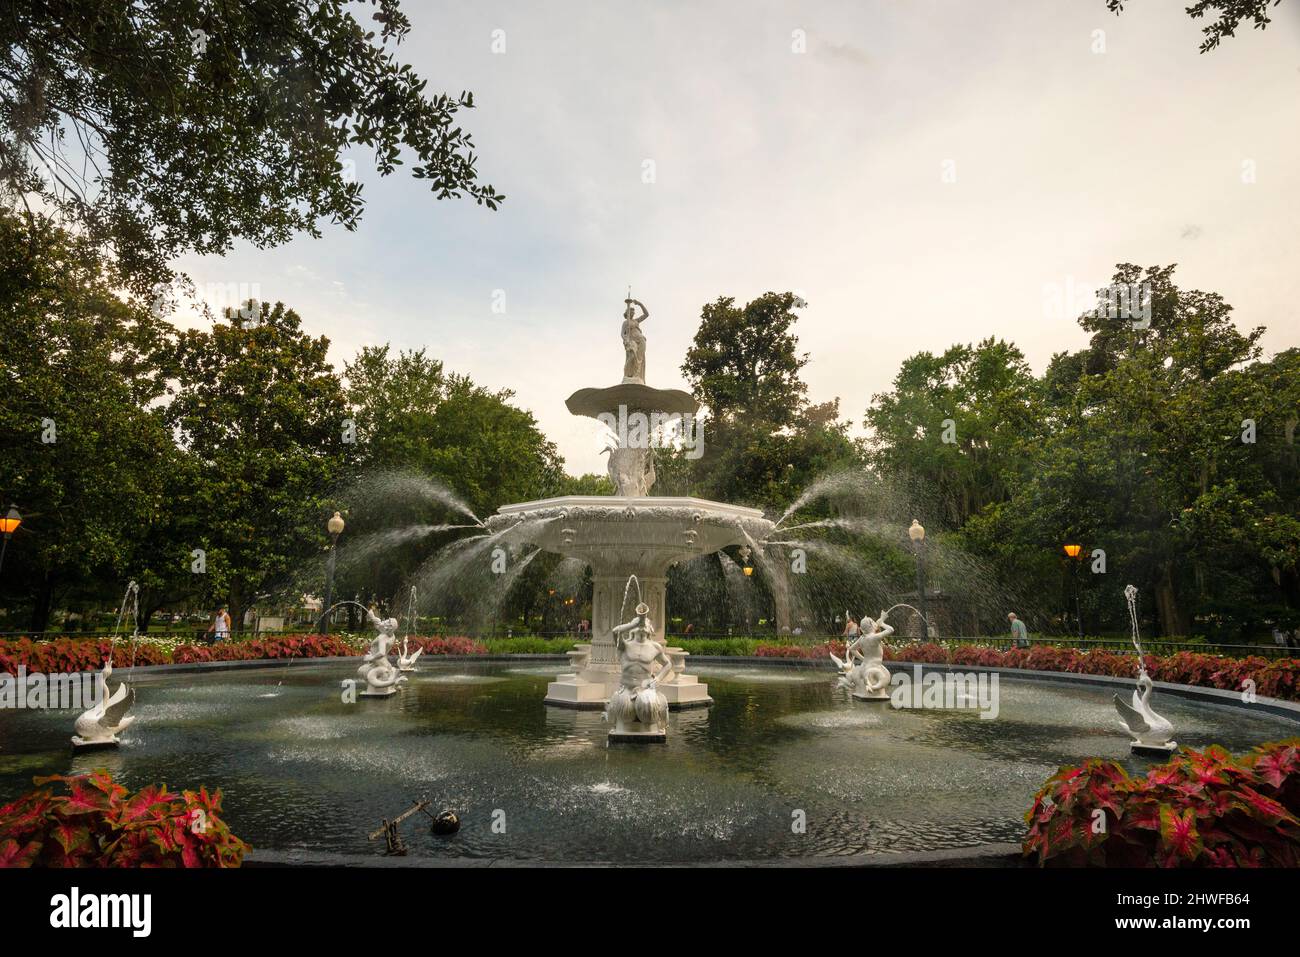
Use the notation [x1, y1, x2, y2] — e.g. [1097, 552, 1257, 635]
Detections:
[207, 604, 232, 643]
[1008, 612, 1029, 649]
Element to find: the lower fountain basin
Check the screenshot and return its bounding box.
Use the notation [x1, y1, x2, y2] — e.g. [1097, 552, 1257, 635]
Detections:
[0, 659, 1294, 864]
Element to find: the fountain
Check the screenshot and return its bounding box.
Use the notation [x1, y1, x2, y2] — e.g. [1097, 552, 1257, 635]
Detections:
[71, 660, 136, 750]
[831, 609, 894, 701]
[72, 581, 141, 749]
[605, 598, 672, 743]
[356, 607, 408, 697]
[485, 295, 773, 709]
[1113, 584, 1178, 755]
[396, 586, 422, 673]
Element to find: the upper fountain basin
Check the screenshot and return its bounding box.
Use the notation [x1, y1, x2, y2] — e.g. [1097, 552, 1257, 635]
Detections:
[488, 496, 773, 570]
[566, 383, 699, 418]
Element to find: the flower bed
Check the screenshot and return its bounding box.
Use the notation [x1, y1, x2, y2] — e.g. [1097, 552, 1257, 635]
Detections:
[1024, 739, 1300, 867]
[751, 641, 1300, 702]
[0, 771, 247, 867]
[0, 633, 488, 674]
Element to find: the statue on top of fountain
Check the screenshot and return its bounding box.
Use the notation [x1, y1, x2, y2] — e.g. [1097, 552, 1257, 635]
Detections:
[831, 609, 894, 701]
[621, 296, 649, 384]
[605, 601, 671, 741]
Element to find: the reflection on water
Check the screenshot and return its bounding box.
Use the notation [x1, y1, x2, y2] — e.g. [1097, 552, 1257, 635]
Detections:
[0, 661, 1294, 863]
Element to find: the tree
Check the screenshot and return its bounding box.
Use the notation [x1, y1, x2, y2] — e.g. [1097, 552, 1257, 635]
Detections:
[0, 211, 176, 633]
[864, 338, 1042, 529]
[676, 292, 859, 510]
[673, 292, 860, 634]
[164, 300, 350, 629]
[345, 345, 565, 520]
[682, 292, 809, 431]
[1105, 0, 1285, 53]
[0, 0, 503, 291]
[966, 265, 1293, 639]
[338, 345, 566, 620]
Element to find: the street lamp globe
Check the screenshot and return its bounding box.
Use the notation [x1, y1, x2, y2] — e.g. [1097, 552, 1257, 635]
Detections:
[328, 511, 345, 538]
[908, 519, 925, 543]
[0, 506, 21, 535]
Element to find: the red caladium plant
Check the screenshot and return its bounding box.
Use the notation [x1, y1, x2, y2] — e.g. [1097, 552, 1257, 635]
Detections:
[744, 642, 1300, 703]
[1024, 739, 1300, 867]
[0, 771, 249, 868]
[1, 633, 488, 673]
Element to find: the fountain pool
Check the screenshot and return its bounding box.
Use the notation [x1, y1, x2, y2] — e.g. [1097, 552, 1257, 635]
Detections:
[0, 660, 1294, 864]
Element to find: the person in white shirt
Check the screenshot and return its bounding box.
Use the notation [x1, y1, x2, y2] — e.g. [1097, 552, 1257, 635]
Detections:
[206, 604, 231, 642]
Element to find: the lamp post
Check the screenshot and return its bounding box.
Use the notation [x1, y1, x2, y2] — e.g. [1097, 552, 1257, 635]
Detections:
[1062, 543, 1083, 639]
[0, 505, 21, 578]
[322, 511, 345, 634]
[909, 519, 928, 638]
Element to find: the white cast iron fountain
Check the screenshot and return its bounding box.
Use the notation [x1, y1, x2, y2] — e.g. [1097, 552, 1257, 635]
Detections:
[72, 580, 141, 749]
[1113, 583, 1178, 755]
[605, 594, 673, 743]
[831, 609, 894, 701]
[485, 296, 774, 709]
[356, 607, 408, 697]
[71, 659, 136, 749]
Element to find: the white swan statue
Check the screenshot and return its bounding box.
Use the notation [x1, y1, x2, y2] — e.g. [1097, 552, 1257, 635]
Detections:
[1113, 671, 1177, 755]
[396, 637, 423, 673]
[72, 660, 136, 749]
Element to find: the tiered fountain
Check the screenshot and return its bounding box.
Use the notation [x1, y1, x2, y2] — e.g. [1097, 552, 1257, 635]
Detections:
[485, 297, 773, 709]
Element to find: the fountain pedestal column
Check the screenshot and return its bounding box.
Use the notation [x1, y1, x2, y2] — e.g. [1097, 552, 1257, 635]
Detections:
[488, 496, 768, 709]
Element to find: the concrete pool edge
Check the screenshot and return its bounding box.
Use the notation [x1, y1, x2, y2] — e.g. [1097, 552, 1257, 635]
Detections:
[116, 654, 1300, 722]
[243, 841, 1028, 868]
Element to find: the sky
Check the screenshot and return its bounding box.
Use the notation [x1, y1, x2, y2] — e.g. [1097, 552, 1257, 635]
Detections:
[175, 0, 1300, 476]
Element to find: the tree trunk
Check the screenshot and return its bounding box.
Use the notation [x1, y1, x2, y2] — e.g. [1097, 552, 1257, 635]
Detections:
[1154, 563, 1188, 637]
[228, 584, 246, 639]
[29, 570, 56, 636]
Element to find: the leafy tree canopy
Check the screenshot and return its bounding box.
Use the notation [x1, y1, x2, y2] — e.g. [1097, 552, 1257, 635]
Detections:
[1105, 0, 1285, 53]
[0, 0, 503, 291]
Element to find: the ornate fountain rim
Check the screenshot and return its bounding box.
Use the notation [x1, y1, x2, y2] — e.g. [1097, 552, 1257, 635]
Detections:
[493, 495, 769, 523]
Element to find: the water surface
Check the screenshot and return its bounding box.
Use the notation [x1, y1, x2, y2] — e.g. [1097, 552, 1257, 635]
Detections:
[0, 661, 1294, 863]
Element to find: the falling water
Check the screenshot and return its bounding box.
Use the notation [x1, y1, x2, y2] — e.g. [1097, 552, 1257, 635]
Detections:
[339, 469, 484, 526]
[1124, 584, 1147, 676]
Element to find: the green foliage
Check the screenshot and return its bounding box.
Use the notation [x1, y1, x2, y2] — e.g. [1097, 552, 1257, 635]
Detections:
[871, 264, 1300, 640]
[675, 291, 861, 511]
[163, 301, 350, 628]
[0, 0, 502, 291]
[1106, 0, 1285, 53]
[0, 211, 177, 632]
[864, 338, 1040, 528]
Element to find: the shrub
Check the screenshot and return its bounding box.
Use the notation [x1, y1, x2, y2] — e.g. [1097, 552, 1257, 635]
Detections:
[740, 640, 1300, 702]
[755, 640, 846, 660]
[1024, 740, 1300, 867]
[406, 635, 487, 656]
[171, 633, 361, 663]
[0, 633, 487, 673]
[482, 636, 561, 654]
[0, 771, 248, 868]
[676, 638, 763, 657]
[0, 637, 170, 676]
